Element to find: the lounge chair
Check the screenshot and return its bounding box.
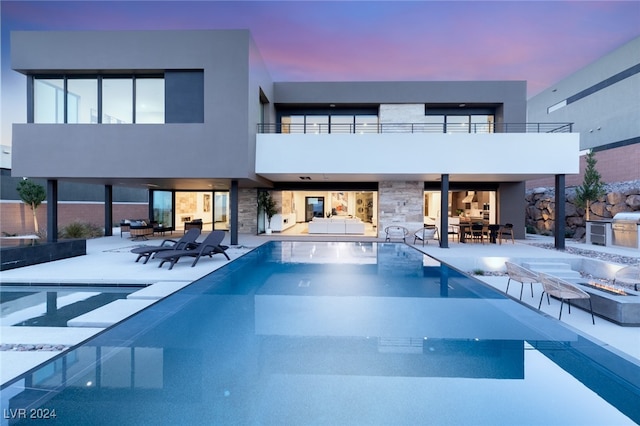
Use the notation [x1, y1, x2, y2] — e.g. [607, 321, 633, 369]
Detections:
[155, 230, 230, 270]
[130, 228, 201, 264]
[505, 261, 540, 300]
[538, 273, 595, 324]
[413, 225, 439, 246]
[385, 226, 409, 242]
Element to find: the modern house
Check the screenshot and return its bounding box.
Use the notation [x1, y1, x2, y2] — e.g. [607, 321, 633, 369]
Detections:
[10, 30, 579, 247]
[527, 36, 640, 188]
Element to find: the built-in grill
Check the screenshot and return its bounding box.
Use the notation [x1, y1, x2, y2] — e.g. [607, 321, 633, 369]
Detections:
[611, 212, 640, 249]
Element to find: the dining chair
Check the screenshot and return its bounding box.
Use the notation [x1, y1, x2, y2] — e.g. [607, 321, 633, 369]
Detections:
[447, 217, 461, 242]
[470, 223, 484, 244]
[487, 224, 501, 243]
[498, 223, 515, 244]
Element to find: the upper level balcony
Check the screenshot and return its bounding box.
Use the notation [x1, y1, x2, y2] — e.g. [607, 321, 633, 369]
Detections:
[255, 122, 579, 183]
[257, 122, 573, 135]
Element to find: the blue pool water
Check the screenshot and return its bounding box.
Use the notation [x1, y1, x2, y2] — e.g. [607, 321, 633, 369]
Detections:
[3, 241, 640, 425]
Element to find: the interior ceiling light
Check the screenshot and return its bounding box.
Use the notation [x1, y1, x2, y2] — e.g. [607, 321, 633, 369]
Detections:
[459, 103, 466, 107]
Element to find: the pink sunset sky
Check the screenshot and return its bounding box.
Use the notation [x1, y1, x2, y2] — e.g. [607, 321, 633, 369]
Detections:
[1, 0, 639, 148]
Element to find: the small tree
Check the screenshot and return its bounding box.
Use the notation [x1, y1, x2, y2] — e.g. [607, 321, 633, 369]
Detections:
[17, 179, 47, 234]
[575, 150, 606, 221]
[257, 191, 278, 231]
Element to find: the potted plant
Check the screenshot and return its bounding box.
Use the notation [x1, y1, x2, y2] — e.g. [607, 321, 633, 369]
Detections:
[258, 191, 278, 234]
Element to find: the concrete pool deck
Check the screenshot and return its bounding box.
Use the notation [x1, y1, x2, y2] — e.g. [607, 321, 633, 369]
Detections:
[1, 230, 638, 386]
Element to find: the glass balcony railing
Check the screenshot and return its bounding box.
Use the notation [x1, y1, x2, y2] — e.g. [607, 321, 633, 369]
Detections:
[257, 122, 573, 134]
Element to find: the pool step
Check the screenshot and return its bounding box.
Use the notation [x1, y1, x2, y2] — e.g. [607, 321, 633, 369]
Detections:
[522, 262, 582, 280]
[67, 299, 156, 328]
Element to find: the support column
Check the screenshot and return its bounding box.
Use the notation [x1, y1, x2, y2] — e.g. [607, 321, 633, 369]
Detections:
[47, 179, 58, 243]
[439, 174, 449, 248]
[554, 174, 566, 250]
[104, 185, 113, 237]
[230, 180, 239, 246]
[148, 190, 154, 222]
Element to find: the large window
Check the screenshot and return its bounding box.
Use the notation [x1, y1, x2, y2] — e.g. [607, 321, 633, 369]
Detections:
[280, 114, 380, 134]
[355, 115, 379, 134]
[67, 78, 98, 123]
[33, 75, 164, 124]
[102, 78, 133, 124]
[34, 79, 64, 123]
[153, 191, 173, 228]
[425, 105, 496, 134]
[424, 190, 496, 224]
[425, 114, 494, 134]
[135, 78, 164, 124]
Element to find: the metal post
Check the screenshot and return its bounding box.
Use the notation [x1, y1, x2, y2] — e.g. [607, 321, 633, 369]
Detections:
[104, 185, 113, 236]
[47, 180, 58, 243]
[439, 174, 450, 248]
[230, 180, 239, 246]
[555, 174, 566, 250]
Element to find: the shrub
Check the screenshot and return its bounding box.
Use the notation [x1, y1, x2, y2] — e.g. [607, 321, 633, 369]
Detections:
[61, 221, 103, 239]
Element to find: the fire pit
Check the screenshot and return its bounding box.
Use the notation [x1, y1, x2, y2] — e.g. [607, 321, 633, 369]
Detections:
[573, 281, 640, 326]
[582, 281, 634, 297]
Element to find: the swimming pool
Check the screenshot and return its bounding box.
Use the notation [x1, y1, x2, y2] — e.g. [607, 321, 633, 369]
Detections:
[2, 241, 639, 424]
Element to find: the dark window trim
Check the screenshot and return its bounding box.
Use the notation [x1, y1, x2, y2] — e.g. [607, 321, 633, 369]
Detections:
[32, 74, 164, 124]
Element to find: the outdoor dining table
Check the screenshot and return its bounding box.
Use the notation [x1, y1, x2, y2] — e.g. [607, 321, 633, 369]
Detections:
[458, 223, 501, 243]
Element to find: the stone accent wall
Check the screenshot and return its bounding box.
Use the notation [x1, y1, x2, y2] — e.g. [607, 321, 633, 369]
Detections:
[378, 181, 424, 238]
[238, 188, 258, 235]
[525, 180, 640, 239]
[379, 104, 428, 125]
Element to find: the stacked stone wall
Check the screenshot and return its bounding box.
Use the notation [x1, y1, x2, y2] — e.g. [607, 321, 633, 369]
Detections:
[238, 188, 258, 235]
[378, 181, 423, 238]
[525, 180, 640, 239]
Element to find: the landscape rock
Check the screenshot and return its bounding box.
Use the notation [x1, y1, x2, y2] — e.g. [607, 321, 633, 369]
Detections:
[526, 179, 640, 239]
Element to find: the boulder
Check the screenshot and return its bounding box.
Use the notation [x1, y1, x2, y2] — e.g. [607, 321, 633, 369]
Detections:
[609, 203, 632, 216]
[606, 192, 625, 205]
[565, 202, 578, 217]
[573, 227, 586, 240]
[590, 201, 611, 218]
[567, 216, 585, 227]
[525, 180, 640, 235]
[626, 194, 640, 209]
